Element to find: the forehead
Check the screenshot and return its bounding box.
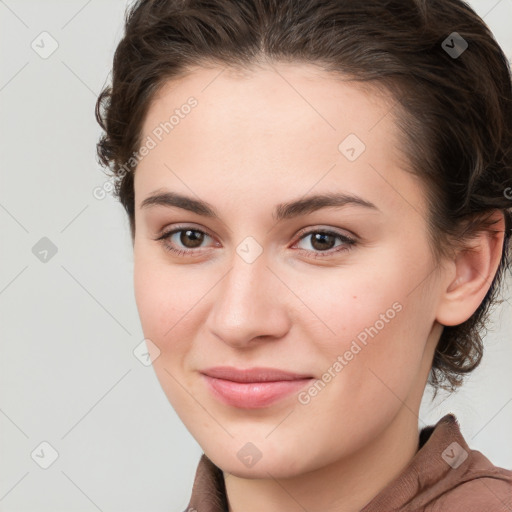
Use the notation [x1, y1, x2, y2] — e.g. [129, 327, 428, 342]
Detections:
[135, 62, 426, 220]
[142, 62, 397, 146]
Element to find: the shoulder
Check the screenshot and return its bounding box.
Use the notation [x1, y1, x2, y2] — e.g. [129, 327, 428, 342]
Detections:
[368, 414, 512, 512]
[431, 467, 512, 511]
[427, 436, 512, 512]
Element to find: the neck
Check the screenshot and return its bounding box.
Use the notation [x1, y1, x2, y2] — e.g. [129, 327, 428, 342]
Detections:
[224, 405, 420, 512]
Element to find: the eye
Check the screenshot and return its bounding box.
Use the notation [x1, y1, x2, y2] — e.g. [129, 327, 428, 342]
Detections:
[293, 228, 356, 258]
[155, 225, 215, 257]
[155, 225, 357, 259]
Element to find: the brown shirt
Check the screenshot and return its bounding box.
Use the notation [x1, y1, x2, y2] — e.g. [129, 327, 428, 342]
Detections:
[183, 414, 512, 511]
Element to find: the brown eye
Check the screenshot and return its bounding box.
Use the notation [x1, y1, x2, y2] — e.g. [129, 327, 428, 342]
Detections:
[178, 229, 205, 249]
[294, 229, 356, 259]
[155, 226, 213, 256]
[309, 232, 338, 251]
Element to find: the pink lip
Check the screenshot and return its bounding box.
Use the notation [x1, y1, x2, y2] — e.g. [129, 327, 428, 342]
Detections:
[200, 366, 314, 409]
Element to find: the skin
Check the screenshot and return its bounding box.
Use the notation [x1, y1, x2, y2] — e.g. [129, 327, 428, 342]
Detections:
[131, 61, 505, 512]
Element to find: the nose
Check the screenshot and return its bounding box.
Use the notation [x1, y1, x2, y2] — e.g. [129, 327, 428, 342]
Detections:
[205, 252, 291, 349]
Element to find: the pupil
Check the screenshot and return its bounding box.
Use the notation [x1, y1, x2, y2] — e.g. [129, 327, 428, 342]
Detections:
[181, 230, 204, 248]
[312, 233, 334, 251]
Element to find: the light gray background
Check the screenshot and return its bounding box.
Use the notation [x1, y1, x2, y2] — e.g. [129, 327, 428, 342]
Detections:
[0, 0, 511, 510]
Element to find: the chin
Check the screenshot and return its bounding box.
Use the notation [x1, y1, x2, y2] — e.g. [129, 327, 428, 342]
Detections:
[211, 451, 308, 480]
[200, 435, 320, 480]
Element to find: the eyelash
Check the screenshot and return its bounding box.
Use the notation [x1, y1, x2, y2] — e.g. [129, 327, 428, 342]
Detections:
[155, 224, 357, 259]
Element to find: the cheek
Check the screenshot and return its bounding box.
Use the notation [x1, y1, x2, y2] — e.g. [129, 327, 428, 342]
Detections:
[133, 253, 199, 409]
[133, 259, 166, 336]
[133, 262, 186, 378]
[289, 260, 408, 354]
[294, 290, 430, 454]
[300, 247, 436, 395]
[133, 246, 200, 340]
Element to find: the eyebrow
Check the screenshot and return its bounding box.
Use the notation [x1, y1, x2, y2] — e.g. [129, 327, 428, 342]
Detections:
[140, 189, 379, 222]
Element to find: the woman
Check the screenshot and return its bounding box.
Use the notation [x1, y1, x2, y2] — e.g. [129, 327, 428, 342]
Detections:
[95, 0, 512, 510]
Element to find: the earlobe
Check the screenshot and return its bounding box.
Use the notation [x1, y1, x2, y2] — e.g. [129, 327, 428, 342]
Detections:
[435, 211, 506, 327]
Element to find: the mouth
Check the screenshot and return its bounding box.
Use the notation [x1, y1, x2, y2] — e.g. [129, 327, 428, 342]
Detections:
[200, 366, 315, 409]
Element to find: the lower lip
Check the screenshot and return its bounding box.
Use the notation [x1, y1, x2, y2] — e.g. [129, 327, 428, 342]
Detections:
[202, 375, 314, 409]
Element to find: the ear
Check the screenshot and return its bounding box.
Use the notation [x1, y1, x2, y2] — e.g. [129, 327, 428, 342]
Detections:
[435, 210, 506, 327]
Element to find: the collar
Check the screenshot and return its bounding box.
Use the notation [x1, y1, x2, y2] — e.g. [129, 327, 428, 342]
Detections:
[182, 414, 498, 512]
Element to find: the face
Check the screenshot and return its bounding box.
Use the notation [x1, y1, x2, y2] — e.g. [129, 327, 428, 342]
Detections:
[132, 62, 446, 478]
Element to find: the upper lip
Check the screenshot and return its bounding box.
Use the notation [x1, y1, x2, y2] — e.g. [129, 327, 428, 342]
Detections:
[201, 366, 313, 383]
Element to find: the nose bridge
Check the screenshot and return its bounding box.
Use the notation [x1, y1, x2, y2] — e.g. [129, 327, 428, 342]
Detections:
[206, 243, 288, 345]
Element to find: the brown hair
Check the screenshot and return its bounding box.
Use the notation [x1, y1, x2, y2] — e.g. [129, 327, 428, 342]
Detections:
[95, 0, 512, 392]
